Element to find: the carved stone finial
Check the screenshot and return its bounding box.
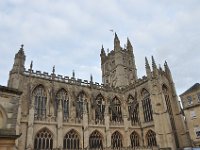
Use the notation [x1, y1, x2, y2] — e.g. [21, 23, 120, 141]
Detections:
[72, 70, 75, 78]
[52, 65, 55, 74]
[30, 61, 33, 70]
[21, 44, 24, 49]
[90, 74, 93, 82]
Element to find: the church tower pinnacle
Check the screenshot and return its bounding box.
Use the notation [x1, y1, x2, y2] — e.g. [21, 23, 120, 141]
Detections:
[11, 44, 26, 74]
[101, 34, 137, 88]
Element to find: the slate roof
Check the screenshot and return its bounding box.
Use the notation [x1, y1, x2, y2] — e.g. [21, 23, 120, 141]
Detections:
[180, 83, 200, 96]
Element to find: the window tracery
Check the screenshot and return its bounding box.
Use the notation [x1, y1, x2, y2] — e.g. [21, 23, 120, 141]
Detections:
[34, 128, 53, 150]
[56, 89, 69, 120]
[89, 130, 103, 149]
[33, 85, 47, 120]
[111, 131, 123, 149]
[63, 129, 80, 150]
[141, 89, 153, 122]
[92, 94, 105, 124]
[127, 95, 139, 125]
[130, 131, 140, 148]
[146, 130, 157, 147]
[76, 91, 87, 120]
[109, 97, 123, 123]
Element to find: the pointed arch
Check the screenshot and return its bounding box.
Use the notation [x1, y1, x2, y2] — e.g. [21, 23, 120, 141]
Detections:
[33, 84, 47, 120]
[63, 129, 80, 149]
[146, 130, 157, 147]
[130, 131, 140, 147]
[89, 130, 103, 149]
[110, 96, 123, 123]
[111, 131, 123, 149]
[34, 128, 53, 149]
[141, 88, 153, 122]
[55, 88, 69, 120]
[94, 94, 105, 124]
[127, 94, 139, 125]
[75, 91, 87, 119]
[141, 88, 150, 98]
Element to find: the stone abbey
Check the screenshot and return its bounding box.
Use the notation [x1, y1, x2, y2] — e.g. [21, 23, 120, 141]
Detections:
[1, 33, 191, 150]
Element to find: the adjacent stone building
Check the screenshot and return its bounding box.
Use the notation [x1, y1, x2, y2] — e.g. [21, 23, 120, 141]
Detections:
[180, 83, 200, 147]
[0, 85, 22, 150]
[5, 33, 191, 150]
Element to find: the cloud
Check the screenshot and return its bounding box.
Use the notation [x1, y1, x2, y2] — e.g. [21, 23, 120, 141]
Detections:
[0, 0, 200, 96]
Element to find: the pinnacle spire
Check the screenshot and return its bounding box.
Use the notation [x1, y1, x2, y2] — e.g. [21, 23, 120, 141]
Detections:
[114, 32, 120, 50]
[145, 57, 150, 69]
[114, 32, 119, 41]
[90, 74, 93, 82]
[30, 61, 33, 70]
[52, 65, 55, 74]
[72, 70, 75, 78]
[101, 45, 105, 54]
[127, 38, 133, 51]
[18, 44, 24, 54]
[152, 56, 157, 69]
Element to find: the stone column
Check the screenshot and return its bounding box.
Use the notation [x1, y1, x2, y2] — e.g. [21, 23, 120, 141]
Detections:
[57, 100, 63, 149]
[26, 97, 34, 150]
[150, 80, 176, 149]
[83, 101, 89, 148]
[105, 101, 110, 148]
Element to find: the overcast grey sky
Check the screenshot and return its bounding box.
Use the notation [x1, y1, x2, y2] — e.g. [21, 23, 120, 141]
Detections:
[0, 0, 200, 95]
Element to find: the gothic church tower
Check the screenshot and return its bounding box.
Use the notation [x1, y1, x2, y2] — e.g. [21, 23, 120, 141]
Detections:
[100, 33, 137, 88]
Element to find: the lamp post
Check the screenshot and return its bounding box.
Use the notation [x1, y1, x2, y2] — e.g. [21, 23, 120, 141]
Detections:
[82, 126, 84, 150]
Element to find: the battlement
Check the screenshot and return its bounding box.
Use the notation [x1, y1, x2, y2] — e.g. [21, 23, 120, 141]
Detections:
[23, 69, 105, 89]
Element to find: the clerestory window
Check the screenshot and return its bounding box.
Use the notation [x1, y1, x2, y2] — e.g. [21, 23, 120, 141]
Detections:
[127, 95, 139, 125]
[141, 89, 153, 122]
[110, 97, 123, 123]
[56, 89, 69, 120]
[33, 85, 47, 120]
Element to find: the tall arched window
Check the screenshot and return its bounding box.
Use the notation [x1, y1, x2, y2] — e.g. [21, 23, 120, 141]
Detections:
[76, 91, 87, 120]
[130, 131, 140, 148]
[33, 85, 47, 120]
[89, 130, 103, 149]
[146, 130, 157, 147]
[141, 89, 153, 122]
[94, 94, 105, 124]
[63, 129, 80, 149]
[110, 97, 123, 123]
[162, 85, 179, 148]
[111, 131, 123, 149]
[34, 128, 53, 150]
[56, 89, 69, 120]
[127, 95, 139, 125]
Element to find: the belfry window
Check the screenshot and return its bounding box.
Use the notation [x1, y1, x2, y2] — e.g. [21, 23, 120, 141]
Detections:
[93, 94, 105, 124]
[111, 131, 123, 149]
[76, 91, 87, 119]
[56, 89, 69, 120]
[63, 129, 80, 149]
[146, 130, 157, 147]
[127, 95, 139, 125]
[33, 85, 47, 120]
[89, 130, 103, 149]
[110, 97, 123, 123]
[34, 128, 53, 150]
[130, 131, 140, 148]
[141, 89, 153, 122]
